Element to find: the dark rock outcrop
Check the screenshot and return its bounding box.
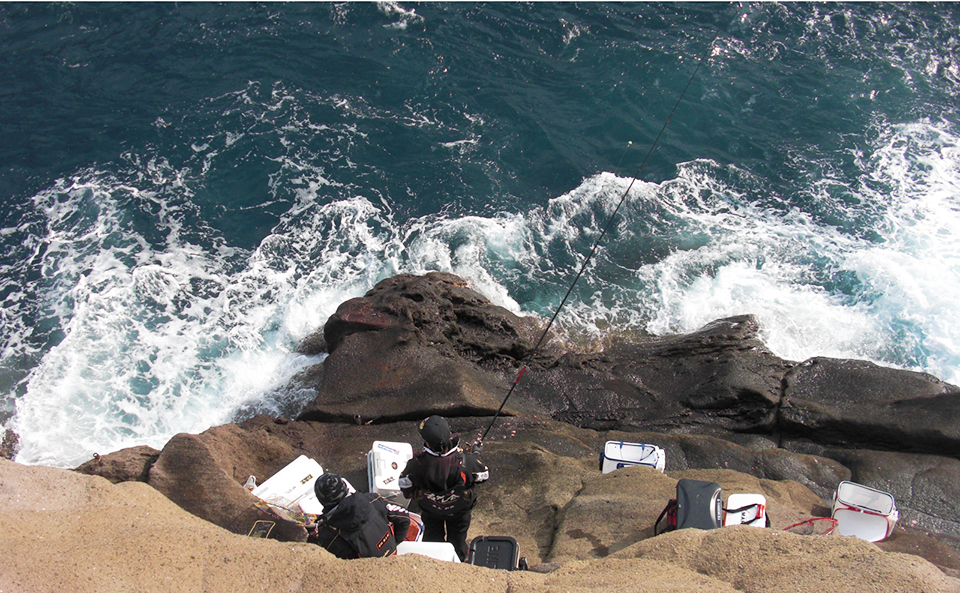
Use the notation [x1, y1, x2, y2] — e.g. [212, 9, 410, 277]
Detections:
[293, 273, 960, 457]
[782, 357, 960, 455]
[295, 272, 544, 424]
[321, 272, 542, 362]
[516, 315, 787, 436]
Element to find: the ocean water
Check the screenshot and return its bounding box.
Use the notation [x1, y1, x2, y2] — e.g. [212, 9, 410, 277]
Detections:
[2, 2, 958, 468]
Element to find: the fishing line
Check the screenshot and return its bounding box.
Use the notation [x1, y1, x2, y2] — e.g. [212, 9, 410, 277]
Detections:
[478, 33, 719, 444]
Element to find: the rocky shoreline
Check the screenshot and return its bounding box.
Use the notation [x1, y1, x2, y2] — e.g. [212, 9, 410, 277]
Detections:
[4, 271, 960, 592]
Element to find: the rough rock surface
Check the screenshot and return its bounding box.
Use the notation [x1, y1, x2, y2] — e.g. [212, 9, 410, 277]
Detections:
[63, 272, 960, 586]
[74, 445, 159, 484]
[782, 357, 960, 454]
[1, 428, 20, 460]
[6, 458, 959, 593]
[74, 414, 960, 578]
[295, 272, 544, 424]
[518, 316, 788, 436]
[297, 273, 960, 457]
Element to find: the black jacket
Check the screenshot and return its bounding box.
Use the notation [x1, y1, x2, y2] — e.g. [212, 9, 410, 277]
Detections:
[398, 447, 489, 516]
[311, 492, 411, 559]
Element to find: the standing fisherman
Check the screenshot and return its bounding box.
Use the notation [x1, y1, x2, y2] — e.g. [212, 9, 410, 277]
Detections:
[398, 415, 489, 560]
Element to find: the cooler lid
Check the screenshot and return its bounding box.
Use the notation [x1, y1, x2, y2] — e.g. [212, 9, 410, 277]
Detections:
[835, 481, 896, 516]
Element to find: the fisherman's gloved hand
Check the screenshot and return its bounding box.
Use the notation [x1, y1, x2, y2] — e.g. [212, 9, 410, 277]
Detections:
[472, 438, 483, 453]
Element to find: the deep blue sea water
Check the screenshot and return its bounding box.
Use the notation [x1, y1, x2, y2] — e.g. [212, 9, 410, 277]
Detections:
[2, 2, 958, 467]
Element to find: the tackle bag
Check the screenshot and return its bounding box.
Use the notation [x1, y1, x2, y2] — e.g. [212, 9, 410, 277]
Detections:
[831, 481, 899, 542]
[655, 479, 723, 535]
[314, 493, 399, 559]
[467, 536, 528, 571]
[599, 441, 665, 474]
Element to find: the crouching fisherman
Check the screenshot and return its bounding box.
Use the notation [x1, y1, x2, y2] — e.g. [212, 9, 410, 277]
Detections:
[398, 415, 490, 561]
[308, 472, 411, 559]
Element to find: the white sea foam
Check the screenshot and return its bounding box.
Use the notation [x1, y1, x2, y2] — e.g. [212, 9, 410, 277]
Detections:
[376, 1, 424, 30]
[7, 171, 377, 467]
[839, 121, 960, 382]
[403, 213, 528, 313]
[539, 121, 960, 385]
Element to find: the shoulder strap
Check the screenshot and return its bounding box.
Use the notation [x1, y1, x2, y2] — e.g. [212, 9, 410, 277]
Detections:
[654, 499, 678, 535]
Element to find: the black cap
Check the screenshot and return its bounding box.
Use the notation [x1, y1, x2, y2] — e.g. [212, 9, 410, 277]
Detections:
[314, 473, 347, 508]
[418, 415, 452, 452]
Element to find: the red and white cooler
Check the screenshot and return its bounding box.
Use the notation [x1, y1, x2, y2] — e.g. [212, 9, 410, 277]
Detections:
[831, 481, 899, 542]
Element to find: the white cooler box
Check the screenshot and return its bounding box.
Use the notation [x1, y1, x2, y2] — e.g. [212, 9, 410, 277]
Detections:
[600, 441, 665, 474]
[252, 455, 326, 516]
[723, 493, 767, 527]
[396, 541, 460, 562]
[252, 455, 355, 516]
[831, 481, 899, 542]
[367, 441, 414, 506]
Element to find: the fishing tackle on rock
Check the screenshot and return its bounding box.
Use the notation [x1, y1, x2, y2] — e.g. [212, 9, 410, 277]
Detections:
[478, 32, 720, 445]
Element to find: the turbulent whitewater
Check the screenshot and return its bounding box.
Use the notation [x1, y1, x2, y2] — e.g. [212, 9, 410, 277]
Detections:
[0, 2, 957, 467]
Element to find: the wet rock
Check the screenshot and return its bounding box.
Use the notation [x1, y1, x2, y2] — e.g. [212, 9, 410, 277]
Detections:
[295, 272, 545, 424]
[1, 428, 19, 461]
[781, 357, 960, 454]
[318, 271, 542, 362]
[295, 326, 521, 424]
[296, 274, 960, 461]
[520, 316, 788, 436]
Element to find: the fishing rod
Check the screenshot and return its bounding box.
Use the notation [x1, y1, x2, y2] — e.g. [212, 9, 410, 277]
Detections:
[477, 33, 719, 445]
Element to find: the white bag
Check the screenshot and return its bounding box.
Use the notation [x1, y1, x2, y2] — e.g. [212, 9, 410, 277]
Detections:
[600, 441, 665, 474]
[831, 481, 899, 542]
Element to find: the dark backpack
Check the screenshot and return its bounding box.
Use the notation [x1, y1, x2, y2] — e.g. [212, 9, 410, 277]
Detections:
[655, 479, 723, 535]
[320, 493, 398, 558]
[339, 516, 396, 558]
